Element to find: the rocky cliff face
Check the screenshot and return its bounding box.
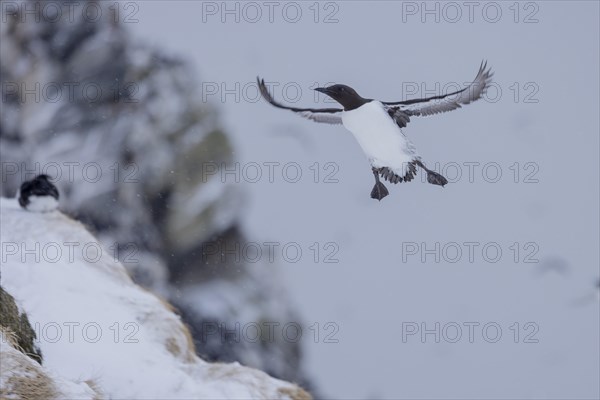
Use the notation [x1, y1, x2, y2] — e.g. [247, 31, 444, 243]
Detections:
[1, 0, 310, 390]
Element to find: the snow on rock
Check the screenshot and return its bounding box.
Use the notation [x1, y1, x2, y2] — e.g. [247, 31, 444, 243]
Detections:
[0, 197, 310, 400]
[1, 330, 100, 400]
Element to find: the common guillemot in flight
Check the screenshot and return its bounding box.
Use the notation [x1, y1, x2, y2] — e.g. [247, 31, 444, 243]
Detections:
[18, 174, 59, 212]
[258, 61, 493, 200]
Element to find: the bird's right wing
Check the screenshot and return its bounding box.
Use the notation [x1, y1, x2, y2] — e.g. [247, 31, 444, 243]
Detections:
[382, 61, 493, 117]
[257, 77, 343, 125]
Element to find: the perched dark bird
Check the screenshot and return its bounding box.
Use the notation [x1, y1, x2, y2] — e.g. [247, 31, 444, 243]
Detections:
[18, 175, 59, 212]
[258, 61, 493, 200]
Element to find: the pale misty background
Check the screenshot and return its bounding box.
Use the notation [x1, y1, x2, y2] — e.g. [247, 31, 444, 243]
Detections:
[131, 2, 599, 399]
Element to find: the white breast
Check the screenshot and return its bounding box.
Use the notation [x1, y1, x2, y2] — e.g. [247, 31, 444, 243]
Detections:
[26, 195, 59, 212]
[341, 101, 419, 175]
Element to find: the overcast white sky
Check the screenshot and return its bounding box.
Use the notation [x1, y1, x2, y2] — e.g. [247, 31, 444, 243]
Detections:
[132, 2, 599, 398]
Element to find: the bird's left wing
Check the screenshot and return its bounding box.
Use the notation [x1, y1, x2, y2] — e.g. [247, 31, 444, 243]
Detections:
[257, 77, 343, 124]
[383, 61, 493, 118]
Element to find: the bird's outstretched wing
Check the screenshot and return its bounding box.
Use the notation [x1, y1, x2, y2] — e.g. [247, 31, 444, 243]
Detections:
[257, 77, 343, 124]
[383, 61, 493, 118]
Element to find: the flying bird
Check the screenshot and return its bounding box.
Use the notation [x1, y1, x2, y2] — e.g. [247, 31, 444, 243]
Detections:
[17, 174, 59, 212]
[258, 61, 493, 200]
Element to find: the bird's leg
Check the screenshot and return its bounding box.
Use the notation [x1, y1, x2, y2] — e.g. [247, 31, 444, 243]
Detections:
[416, 161, 448, 187]
[370, 168, 389, 201]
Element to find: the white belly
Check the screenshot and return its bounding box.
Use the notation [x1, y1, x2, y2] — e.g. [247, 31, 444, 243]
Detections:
[341, 101, 418, 175]
[25, 195, 59, 212]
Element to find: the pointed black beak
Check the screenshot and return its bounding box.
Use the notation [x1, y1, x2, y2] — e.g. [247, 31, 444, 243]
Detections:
[314, 87, 329, 94]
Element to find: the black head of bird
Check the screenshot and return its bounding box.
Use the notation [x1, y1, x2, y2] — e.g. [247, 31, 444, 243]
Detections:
[314, 84, 369, 110]
[18, 174, 59, 211]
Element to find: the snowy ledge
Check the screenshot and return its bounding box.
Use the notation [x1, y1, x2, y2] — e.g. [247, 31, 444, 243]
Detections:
[0, 198, 311, 400]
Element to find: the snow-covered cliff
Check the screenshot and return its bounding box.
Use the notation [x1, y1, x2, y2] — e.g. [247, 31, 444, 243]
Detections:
[0, 197, 310, 399]
[1, 0, 310, 389]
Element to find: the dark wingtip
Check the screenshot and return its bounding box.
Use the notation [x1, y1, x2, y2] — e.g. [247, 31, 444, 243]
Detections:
[480, 59, 493, 77]
[257, 77, 270, 102]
